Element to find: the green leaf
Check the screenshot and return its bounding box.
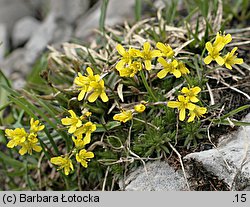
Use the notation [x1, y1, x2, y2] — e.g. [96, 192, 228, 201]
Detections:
[0, 70, 12, 123]
[135, 0, 142, 21]
[95, 121, 121, 132]
[99, 0, 109, 33]
[27, 53, 48, 85]
[220, 105, 250, 120]
[213, 119, 250, 127]
[0, 151, 35, 169]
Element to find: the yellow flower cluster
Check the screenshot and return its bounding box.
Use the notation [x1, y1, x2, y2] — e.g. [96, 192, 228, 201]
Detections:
[113, 102, 146, 123]
[115, 42, 190, 78]
[74, 67, 108, 102]
[50, 109, 95, 175]
[168, 86, 207, 122]
[50, 65, 109, 175]
[156, 42, 190, 79]
[50, 148, 94, 176]
[5, 118, 44, 155]
[50, 64, 107, 176]
[204, 32, 243, 69]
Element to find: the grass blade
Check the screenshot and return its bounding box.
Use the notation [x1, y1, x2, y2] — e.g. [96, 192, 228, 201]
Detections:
[99, 0, 109, 33]
[135, 0, 142, 21]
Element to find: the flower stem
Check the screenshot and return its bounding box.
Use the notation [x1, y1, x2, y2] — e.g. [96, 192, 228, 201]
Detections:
[184, 74, 192, 86]
[140, 70, 158, 102]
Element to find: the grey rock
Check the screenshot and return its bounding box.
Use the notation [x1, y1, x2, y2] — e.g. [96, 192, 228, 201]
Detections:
[49, 0, 90, 24]
[0, 48, 29, 77]
[75, 0, 135, 40]
[12, 16, 41, 48]
[25, 13, 57, 65]
[120, 161, 188, 191]
[184, 113, 250, 190]
[0, 0, 34, 32]
[52, 21, 73, 45]
[0, 23, 8, 61]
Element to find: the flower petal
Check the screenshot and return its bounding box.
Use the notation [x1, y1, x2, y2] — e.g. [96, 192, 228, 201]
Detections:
[78, 90, 86, 101]
[181, 87, 189, 94]
[68, 110, 76, 118]
[88, 92, 99, 103]
[177, 95, 185, 102]
[179, 108, 186, 121]
[158, 57, 168, 67]
[225, 63, 232, 70]
[157, 69, 168, 79]
[233, 58, 243, 65]
[187, 103, 196, 111]
[143, 42, 150, 52]
[193, 86, 201, 94]
[116, 60, 127, 70]
[86, 67, 94, 76]
[19, 147, 27, 155]
[187, 112, 195, 122]
[116, 44, 126, 56]
[151, 50, 162, 58]
[68, 125, 77, 134]
[215, 56, 224, 66]
[61, 118, 73, 126]
[144, 60, 152, 70]
[167, 101, 180, 108]
[156, 42, 166, 52]
[33, 145, 42, 152]
[204, 56, 213, 64]
[172, 69, 181, 78]
[100, 92, 109, 102]
[190, 96, 199, 103]
[205, 42, 213, 53]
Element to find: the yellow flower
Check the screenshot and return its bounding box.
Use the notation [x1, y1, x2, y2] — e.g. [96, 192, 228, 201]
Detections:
[50, 156, 74, 175]
[134, 103, 146, 113]
[156, 42, 174, 58]
[74, 67, 99, 101]
[113, 110, 133, 123]
[19, 133, 42, 155]
[117, 61, 142, 77]
[84, 111, 92, 117]
[72, 136, 87, 149]
[204, 42, 224, 65]
[88, 79, 109, 102]
[76, 149, 94, 168]
[5, 128, 27, 148]
[74, 121, 96, 144]
[181, 86, 201, 103]
[177, 62, 190, 75]
[187, 106, 207, 122]
[157, 58, 180, 78]
[213, 32, 232, 48]
[137, 42, 162, 70]
[223, 47, 243, 70]
[167, 95, 196, 121]
[30, 118, 45, 133]
[116, 44, 139, 70]
[80, 109, 92, 120]
[61, 110, 82, 133]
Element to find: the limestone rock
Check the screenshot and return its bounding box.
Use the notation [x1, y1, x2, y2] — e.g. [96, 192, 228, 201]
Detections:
[120, 161, 188, 191]
[0, 48, 28, 76]
[52, 21, 73, 45]
[25, 13, 56, 65]
[75, 0, 135, 40]
[184, 113, 250, 190]
[12, 16, 41, 48]
[0, 23, 8, 61]
[0, 0, 34, 32]
[49, 0, 90, 24]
